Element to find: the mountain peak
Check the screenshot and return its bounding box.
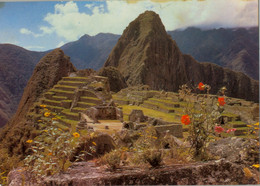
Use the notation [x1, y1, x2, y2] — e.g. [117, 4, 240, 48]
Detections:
[122, 10, 168, 41]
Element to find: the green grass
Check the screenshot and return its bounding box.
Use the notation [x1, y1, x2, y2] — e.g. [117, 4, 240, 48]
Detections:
[63, 76, 89, 80]
[81, 96, 100, 101]
[143, 100, 177, 112]
[228, 121, 246, 124]
[149, 97, 177, 105]
[44, 91, 55, 95]
[59, 80, 86, 84]
[62, 100, 72, 103]
[54, 84, 77, 88]
[44, 99, 62, 104]
[121, 105, 179, 123]
[77, 102, 96, 106]
[221, 112, 238, 118]
[71, 107, 86, 112]
[45, 105, 65, 112]
[59, 119, 78, 132]
[50, 88, 74, 94]
[52, 95, 67, 99]
[62, 109, 80, 117]
[53, 122, 70, 132]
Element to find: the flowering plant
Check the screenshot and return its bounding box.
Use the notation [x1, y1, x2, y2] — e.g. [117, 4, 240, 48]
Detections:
[179, 83, 227, 159]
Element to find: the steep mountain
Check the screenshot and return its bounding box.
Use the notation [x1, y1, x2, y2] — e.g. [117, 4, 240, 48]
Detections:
[61, 33, 120, 70]
[0, 44, 45, 127]
[0, 49, 76, 167]
[7, 48, 76, 128]
[168, 27, 259, 80]
[104, 11, 259, 102]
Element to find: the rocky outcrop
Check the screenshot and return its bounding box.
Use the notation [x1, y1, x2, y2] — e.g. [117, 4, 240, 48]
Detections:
[98, 66, 127, 92]
[208, 137, 259, 165]
[104, 11, 259, 102]
[8, 160, 259, 185]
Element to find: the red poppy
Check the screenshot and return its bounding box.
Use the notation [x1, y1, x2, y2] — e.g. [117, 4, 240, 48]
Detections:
[218, 97, 226, 106]
[226, 128, 237, 133]
[198, 82, 205, 91]
[214, 126, 225, 134]
[181, 115, 191, 125]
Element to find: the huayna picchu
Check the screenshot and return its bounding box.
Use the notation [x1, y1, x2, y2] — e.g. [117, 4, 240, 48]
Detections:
[0, 10, 259, 186]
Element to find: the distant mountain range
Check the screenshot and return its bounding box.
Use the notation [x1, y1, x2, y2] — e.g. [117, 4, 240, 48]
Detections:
[168, 27, 259, 80]
[0, 44, 45, 127]
[0, 24, 258, 127]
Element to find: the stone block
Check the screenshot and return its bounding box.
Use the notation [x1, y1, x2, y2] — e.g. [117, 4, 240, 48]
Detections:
[155, 124, 183, 138]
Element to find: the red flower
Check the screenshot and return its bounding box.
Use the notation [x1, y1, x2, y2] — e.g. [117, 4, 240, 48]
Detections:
[198, 82, 205, 91]
[214, 126, 225, 134]
[181, 115, 191, 125]
[218, 97, 226, 106]
[226, 128, 237, 133]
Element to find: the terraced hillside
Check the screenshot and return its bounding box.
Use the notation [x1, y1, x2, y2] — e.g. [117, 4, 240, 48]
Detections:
[113, 87, 259, 139]
[26, 76, 114, 134]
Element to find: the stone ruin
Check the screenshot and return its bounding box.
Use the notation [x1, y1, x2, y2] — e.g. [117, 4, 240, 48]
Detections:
[122, 109, 183, 138]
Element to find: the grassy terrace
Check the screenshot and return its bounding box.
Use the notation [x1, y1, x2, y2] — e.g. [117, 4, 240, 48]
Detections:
[143, 100, 175, 111]
[121, 105, 179, 123]
[49, 88, 74, 94]
[81, 96, 100, 100]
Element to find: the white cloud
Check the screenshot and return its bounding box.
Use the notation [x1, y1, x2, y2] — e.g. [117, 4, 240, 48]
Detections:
[56, 41, 65, 48]
[41, 0, 257, 42]
[40, 26, 53, 34]
[24, 45, 45, 50]
[20, 28, 34, 35]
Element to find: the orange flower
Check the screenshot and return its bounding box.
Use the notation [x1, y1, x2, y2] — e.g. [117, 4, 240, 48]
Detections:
[198, 82, 205, 91]
[218, 97, 226, 106]
[48, 152, 53, 156]
[26, 139, 33, 143]
[181, 115, 191, 125]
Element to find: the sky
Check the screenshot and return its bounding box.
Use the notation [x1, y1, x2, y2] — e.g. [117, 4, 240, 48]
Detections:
[0, 0, 258, 51]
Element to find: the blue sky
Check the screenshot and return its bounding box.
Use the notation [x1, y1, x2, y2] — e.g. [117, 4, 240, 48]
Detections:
[0, 0, 258, 51]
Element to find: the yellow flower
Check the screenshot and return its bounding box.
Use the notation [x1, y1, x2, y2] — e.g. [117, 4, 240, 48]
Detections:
[26, 139, 33, 143]
[40, 105, 46, 108]
[73, 132, 80, 138]
[254, 127, 259, 130]
[254, 122, 259, 126]
[92, 141, 97, 146]
[252, 164, 259, 168]
[43, 130, 48, 133]
[252, 131, 256, 134]
[52, 118, 57, 121]
[247, 125, 252, 127]
[37, 120, 42, 122]
[58, 128, 62, 131]
[152, 136, 158, 139]
[44, 112, 51, 117]
[90, 132, 95, 138]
